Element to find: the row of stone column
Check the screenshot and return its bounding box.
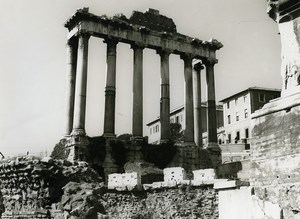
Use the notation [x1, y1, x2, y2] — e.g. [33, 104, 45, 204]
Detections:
[64, 33, 218, 148]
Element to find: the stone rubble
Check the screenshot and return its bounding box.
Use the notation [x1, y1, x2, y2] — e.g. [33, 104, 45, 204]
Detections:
[103, 186, 218, 219]
[0, 157, 222, 218]
[0, 156, 104, 218]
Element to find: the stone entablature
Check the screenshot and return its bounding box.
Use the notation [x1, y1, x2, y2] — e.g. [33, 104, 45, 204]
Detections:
[64, 8, 222, 60]
[267, 0, 300, 23]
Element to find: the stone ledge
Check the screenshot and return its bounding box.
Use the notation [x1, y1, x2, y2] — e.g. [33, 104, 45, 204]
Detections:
[251, 92, 300, 119]
[214, 180, 250, 190]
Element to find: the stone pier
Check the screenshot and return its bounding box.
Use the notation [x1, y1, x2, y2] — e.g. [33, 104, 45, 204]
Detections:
[182, 54, 195, 144]
[103, 38, 118, 138]
[132, 44, 144, 138]
[159, 50, 171, 142]
[193, 61, 204, 148]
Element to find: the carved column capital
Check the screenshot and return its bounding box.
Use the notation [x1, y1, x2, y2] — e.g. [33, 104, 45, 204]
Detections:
[77, 31, 91, 40]
[193, 61, 204, 72]
[103, 37, 119, 47]
[202, 58, 218, 67]
[130, 43, 145, 50]
[66, 37, 78, 47]
[180, 53, 193, 64]
[157, 48, 172, 57]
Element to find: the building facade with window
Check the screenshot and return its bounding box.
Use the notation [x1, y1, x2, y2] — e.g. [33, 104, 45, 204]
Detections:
[146, 103, 224, 144]
[220, 87, 281, 146]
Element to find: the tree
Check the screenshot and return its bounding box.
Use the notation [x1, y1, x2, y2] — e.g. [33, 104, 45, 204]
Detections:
[170, 123, 184, 143]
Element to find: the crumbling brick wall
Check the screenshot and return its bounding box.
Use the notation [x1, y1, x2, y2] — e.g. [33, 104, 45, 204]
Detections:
[0, 156, 103, 218]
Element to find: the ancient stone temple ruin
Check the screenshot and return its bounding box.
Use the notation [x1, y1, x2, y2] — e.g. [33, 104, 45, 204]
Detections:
[62, 8, 223, 165]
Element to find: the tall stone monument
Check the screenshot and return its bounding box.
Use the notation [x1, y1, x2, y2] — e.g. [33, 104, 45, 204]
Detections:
[267, 0, 300, 96]
[251, 0, 300, 184]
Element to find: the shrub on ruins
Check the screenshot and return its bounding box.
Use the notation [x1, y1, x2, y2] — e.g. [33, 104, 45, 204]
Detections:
[111, 139, 128, 168]
[170, 123, 184, 143]
[0, 190, 4, 217]
[117, 133, 132, 143]
[142, 141, 177, 169]
[51, 138, 68, 160]
[87, 136, 106, 178]
[87, 136, 106, 163]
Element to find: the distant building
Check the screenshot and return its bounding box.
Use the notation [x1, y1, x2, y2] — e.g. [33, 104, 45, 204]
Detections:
[219, 87, 281, 163]
[146, 102, 224, 144]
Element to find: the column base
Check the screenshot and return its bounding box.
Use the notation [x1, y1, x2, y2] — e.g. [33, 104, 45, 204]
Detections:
[206, 142, 221, 150]
[103, 133, 116, 139]
[130, 136, 144, 141]
[129, 136, 144, 161]
[160, 139, 172, 144]
[182, 141, 196, 147]
[206, 142, 221, 168]
[66, 129, 89, 162]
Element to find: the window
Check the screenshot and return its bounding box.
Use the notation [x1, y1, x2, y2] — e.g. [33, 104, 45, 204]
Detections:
[244, 109, 248, 118]
[245, 128, 249, 139]
[228, 115, 231, 124]
[235, 98, 238, 105]
[243, 95, 247, 102]
[235, 131, 240, 143]
[227, 102, 230, 109]
[171, 118, 174, 123]
[259, 93, 265, 102]
[236, 112, 239, 122]
[153, 125, 159, 133]
[228, 134, 231, 143]
[150, 128, 152, 135]
[180, 115, 183, 122]
[176, 116, 179, 123]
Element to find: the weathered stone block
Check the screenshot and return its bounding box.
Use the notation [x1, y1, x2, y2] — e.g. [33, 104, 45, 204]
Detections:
[193, 168, 216, 181]
[107, 174, 122, 190]
[163, 167, 186, 184]
[251, 94, 300, 185]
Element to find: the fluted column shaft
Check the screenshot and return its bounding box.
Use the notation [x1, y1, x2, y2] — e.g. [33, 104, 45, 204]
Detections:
[132, 44, 144, 137]
[159, 50, 171, 141]
[103, 39, 118, 137]
[205, 60, 218, 146]
[194, 62, 204, 148]
[182, 55, 195, 143]
[64, 39, 78, 136]
[73, 34, 89, 133]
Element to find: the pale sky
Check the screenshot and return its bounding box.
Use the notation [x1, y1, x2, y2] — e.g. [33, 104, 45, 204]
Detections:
[0, 0, 281, 156]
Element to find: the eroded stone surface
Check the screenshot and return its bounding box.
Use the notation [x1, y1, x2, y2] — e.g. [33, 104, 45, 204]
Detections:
[0, 156, 103, 218]
[267, 0, 300, 96]
[103, 186, 218, 219]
